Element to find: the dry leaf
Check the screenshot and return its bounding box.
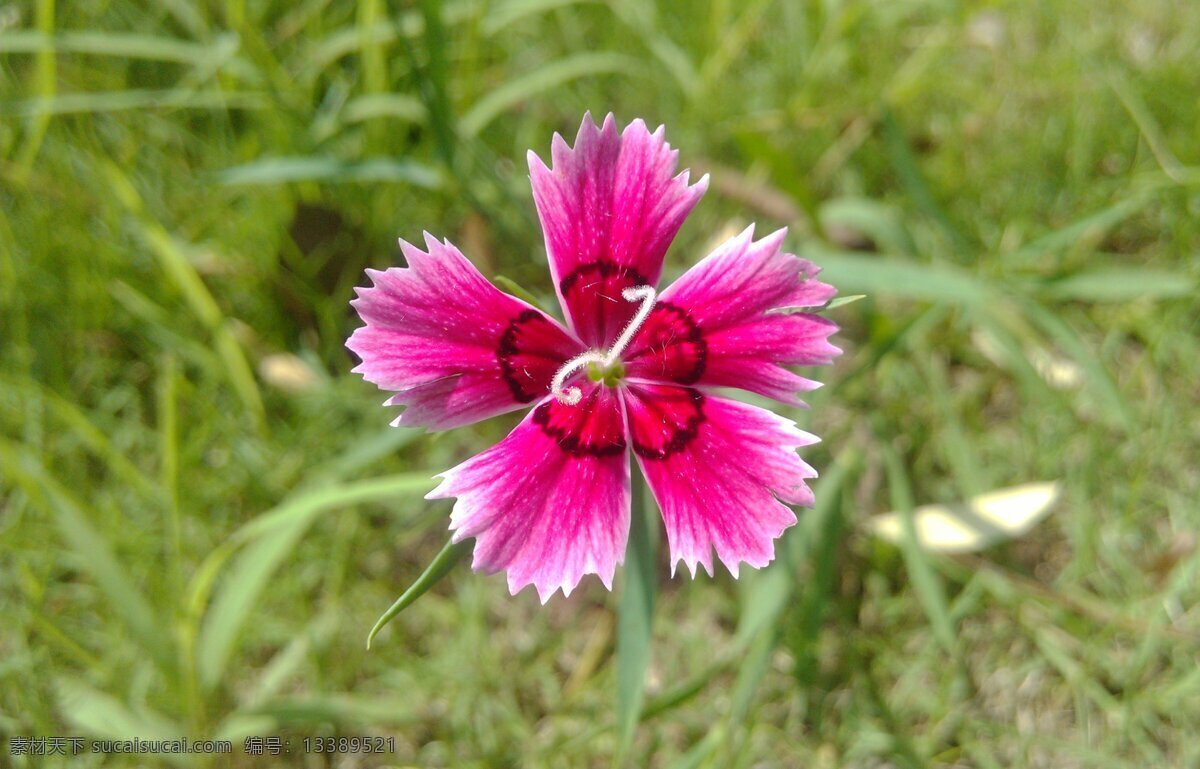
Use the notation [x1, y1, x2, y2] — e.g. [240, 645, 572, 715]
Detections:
[868, 481, 1061, 554]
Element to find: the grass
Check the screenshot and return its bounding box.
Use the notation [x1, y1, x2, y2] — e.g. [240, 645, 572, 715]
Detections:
[2, 0, 1199, 766]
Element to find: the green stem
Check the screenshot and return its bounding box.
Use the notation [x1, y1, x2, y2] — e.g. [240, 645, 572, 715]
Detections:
[615, 468, 657, 763]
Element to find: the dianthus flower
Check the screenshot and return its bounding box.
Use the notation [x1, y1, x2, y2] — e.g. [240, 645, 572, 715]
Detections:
[348, 114, 840, 601]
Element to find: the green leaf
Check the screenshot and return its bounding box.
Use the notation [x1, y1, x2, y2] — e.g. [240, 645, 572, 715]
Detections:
[769, 293, 867, 315]
[615, 475, 657, 760]
[970, 307, 1056, 397]
[494, 274, 552, 313]
[217, 156, 443, 187]
[824, 293, 868, 310]
[227, 473, 433, 545]
[306, 426, 423, 489]
[366, 538, 472, 649]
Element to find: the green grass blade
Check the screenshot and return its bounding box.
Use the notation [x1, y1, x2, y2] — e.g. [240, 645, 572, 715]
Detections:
[971, 306, 1058, 397]
[735, 452, 855, 649]
[0, 30, 236, 64]
[482, 0, 597, 34]
[0, 378, 162, 503]
[1017, 298, 1135, 431]
[879, 107, 972, 253]
[615, 474, 657, 762]
[1039, 267, 1195, 302]
[11, 0, 54, 177]
[791, 459, 852, 686]
[299, 2, 478, 82]
[459, 52, 639, 137]
[340, 93, 428, 124]
[196, 474, 434, 689]
[822, 294, 868, 311]
[304, 427, 423, 489]
[666, 731, 724, 769]
[218, 156, 444, 187]
[804, 246, 995, 306]
[1010, 196, 1151, 263]
[819, 196, 917, 255]
[228, 693, 420, 731]
[0, 441, 176, 673]
[412, 0, 458, 168]
[104, 163, 268, 432]
[881, 443, 958, 657]
[0, 89, 266, 117]
[366, 537, 472, 648]
[723, 627, 776, 753]
[607, 1, 699, 93]
[494, 274, 552, 313]
[228, 473, 434, 544]
[56, 679, 182, 741]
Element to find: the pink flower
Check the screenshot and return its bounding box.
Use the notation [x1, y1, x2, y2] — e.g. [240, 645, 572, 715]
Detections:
[348, 114, 840, 602]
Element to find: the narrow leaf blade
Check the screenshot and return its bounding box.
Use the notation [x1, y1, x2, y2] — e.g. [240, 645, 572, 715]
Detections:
[196, 474, 433, 688]
[615, 478, 657, 758]
[366, 538, 472, 648]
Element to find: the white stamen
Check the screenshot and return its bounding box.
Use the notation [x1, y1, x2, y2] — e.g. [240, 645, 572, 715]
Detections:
[550, 285, 657, 405]
[549, 351, 607, 406]
[606, 286, 657, 364]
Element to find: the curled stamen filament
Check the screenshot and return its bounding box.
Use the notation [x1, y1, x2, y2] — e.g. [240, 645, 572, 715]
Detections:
[549, 351, 607, 406]
[551, 285, 657, 405]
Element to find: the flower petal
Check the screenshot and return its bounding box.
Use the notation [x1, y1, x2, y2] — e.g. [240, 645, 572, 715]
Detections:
[627, 226, 840, 405]
[623, 382, 817, 577]
[429, 383, 630, 602]
[348, 234, 583, 430]
[528, 112, 708, 348]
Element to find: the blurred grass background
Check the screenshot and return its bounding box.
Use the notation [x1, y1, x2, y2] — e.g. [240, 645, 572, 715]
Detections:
[2, 0, 1199, 766]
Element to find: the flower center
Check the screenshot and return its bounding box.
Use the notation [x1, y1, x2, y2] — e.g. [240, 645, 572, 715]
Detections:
[550, 285, 656, 405]
[586, 359, 626, 386]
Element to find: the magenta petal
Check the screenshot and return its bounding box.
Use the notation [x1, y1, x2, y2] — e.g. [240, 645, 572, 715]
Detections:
[347, 234, 583, 430]
[528, 113, 709, 348]
[428, 383, 630, 602]
[623, 382, 818, 578]
[629, 226, 841, 405]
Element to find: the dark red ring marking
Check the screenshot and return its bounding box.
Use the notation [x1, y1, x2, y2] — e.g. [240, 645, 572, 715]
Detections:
[497, 309, 556, 403]
[532, 398, 627, 457]
[558, 260, 650, 299]
[625, 300, 708, 385]
[631, 388, 706, 460]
